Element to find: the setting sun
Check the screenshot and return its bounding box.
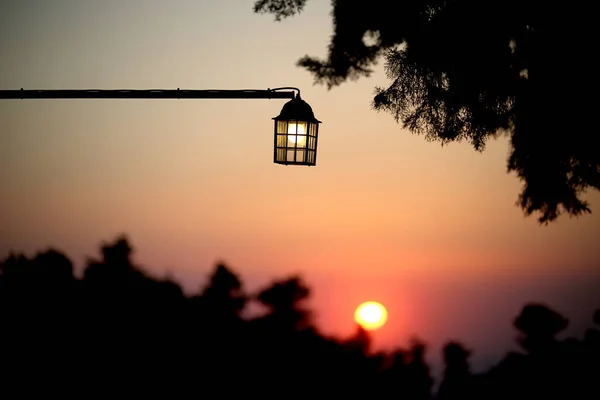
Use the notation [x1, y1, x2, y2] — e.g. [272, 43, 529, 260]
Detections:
[354, 301, 388, 331]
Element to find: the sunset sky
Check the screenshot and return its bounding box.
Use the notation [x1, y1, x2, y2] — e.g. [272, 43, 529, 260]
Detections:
[1, 0, 599, 374]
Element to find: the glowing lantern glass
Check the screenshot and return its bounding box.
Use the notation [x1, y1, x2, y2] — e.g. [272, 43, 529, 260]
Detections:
[273, 95, 321, 166]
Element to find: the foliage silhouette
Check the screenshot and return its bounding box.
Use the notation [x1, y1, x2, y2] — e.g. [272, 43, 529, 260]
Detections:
[437, 342, 473, 400]
[253, 0, 599, 224]
[0, 235, 598, 398]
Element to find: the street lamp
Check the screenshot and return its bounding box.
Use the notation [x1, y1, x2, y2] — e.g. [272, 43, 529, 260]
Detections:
[272, 93, 321, 166]
[0, 87, 322, 166]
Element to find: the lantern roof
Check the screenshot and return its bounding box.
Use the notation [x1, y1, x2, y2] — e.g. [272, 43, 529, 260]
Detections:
[272, 95, 321, 123]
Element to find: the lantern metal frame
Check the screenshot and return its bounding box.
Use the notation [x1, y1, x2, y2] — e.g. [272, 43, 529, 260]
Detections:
[272, 94, 322, 166]
[0, 87, 322, 166]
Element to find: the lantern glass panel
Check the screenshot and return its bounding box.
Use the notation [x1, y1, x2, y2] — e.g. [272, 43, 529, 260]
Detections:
[276, 148, 286, 162]
[287, 150, 295, 162]
[287, 121, 307, 148]
[277, 121, 287, 134]
[277, 134, 287, 147]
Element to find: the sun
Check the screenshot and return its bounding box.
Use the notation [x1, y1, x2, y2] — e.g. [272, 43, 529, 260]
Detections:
[354, 301, 388, 331]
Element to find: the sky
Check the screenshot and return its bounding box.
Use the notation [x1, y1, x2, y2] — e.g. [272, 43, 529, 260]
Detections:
[1, 0, 599, 374]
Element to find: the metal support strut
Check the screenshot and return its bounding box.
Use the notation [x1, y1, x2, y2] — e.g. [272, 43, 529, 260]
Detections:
[0, 87, 301, 100]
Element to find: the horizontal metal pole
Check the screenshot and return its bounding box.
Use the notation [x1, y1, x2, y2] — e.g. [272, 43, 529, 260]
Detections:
[0, 89, 297, 100]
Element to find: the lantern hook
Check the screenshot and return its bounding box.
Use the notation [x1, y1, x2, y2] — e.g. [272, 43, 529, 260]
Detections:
[268, 87, 301, 99]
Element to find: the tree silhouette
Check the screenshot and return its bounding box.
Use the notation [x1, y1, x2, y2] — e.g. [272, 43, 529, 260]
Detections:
[437, 342, 473, 400]
[345, 324, 372, 355]
[253, 0, 599, 224]
[255, 275, 312, 331]
[1, 235, 599, 398]
[405, 339, 435, 400]
[514, 303, 569, 354]
[253, 0, 306, 20]
[197, 263, 247, 321]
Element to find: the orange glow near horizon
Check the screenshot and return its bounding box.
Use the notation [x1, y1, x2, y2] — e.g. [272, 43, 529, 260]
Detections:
[355, 301, 388, 331]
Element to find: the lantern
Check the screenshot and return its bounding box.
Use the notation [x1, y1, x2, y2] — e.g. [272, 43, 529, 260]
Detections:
[273, 95, 321, 166]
